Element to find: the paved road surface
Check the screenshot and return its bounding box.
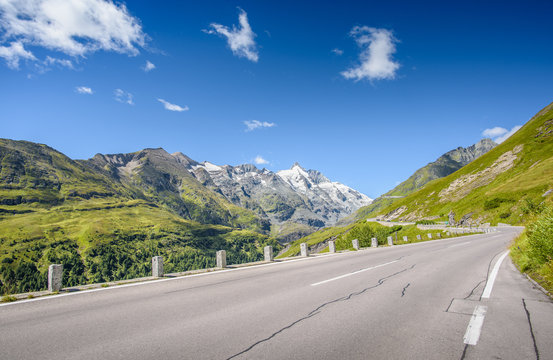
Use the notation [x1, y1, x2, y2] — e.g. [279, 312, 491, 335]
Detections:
[1, 228, 552, 359]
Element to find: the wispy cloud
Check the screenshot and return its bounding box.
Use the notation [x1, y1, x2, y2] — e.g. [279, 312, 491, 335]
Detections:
[331, 48, 344, 56]
[157, 98, 189, 112]
[0, 41, 36, 69]
[244, 120, 275, 132]
[341, 26, 400, 81]
[0, 0, 146, 69]
[254, 155, 269, 165]
[143, 60, 155, 72]
[204, 8, 258, 62]
[76, 86, 93, 94]
[114, 89, 133, 105]
[482, 125, 522, 144]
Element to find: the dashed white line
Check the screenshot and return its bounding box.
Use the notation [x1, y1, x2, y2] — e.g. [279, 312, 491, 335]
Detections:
[310, 260, 399, 286]
[448, 242, 472, 248]
[482, 250, 510, 299]
[464, 305, 488, 345]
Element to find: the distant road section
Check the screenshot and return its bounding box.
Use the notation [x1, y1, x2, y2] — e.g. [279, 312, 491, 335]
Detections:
[1, 228, 552, 360]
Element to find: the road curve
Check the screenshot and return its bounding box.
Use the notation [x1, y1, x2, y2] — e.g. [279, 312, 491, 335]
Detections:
[1, 228, 552, 360]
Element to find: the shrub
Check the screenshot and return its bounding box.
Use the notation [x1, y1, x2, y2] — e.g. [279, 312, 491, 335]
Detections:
[484, 197, 506, 210]
[499, 212, 511, 219]
[527, 207, 553, 266]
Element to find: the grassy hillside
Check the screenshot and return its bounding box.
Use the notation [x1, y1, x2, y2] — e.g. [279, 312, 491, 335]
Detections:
[0, 140, 279, 295]
[376, 102, 553, 225]
[339, 139, 496, 225]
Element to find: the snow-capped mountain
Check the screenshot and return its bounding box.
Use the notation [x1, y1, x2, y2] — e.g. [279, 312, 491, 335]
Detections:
[183, 158, 372, 240]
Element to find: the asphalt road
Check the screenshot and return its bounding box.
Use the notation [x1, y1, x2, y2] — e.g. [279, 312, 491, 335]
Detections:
[1, 228, 552, 360]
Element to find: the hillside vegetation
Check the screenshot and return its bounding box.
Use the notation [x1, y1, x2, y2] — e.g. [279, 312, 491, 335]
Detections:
[0, 140, 278, 295]
[376, 102, 553, 225]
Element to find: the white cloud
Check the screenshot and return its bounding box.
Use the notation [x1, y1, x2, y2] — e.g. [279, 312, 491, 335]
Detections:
[114, 89, 133, 105]
[492, 125, 522, 144]
[331, 48, 344, 56]
[0, 0, 146, 69]
[143, 60, 155, 72]
[204, 8, 258, 62]
[157, 98, 189, 112]
[482, 127, 508, 138]
[76, 86, 93, 94]
[254, 155, 269, 165]
[0, 41, 36, 69]
[44, 56, 73, 69]
[341, 26, 400, 81]
[244, 120, 275, 131]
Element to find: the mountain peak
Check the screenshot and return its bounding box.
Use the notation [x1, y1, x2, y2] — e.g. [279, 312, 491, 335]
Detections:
[291, 162, 303, 169]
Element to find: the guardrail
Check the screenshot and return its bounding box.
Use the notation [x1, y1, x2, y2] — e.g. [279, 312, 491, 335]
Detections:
[31, 227, 498, 299]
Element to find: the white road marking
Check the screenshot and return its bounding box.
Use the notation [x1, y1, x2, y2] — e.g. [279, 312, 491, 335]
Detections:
[464, 305, 488, 345]
[482, 250, 510, 299]
[448, 242, 472, 248]
[0, 252, 344, 308]
[310, 260, 399, 286]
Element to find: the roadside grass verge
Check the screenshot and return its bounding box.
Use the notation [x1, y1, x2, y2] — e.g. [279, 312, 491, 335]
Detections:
[511, 206, 553, 294]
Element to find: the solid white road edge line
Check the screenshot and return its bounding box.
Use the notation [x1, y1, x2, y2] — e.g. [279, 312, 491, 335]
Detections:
[482, 250, 510, 299]
[464, 305, 488, 345]
[310, 260, 399, 286]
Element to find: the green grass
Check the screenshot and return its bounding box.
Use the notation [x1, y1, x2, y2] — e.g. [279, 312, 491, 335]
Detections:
[278, 221, 476, 256]
[1, 295, 17, 302]
[276, 224, 356, 258]
[373, 101, 553, 225]
[511, 206, 553, 293]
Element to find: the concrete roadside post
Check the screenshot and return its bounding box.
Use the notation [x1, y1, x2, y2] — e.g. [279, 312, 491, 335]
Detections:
[152, 256, 164, 277]
[300, 243, 309, 257]
[352, 239, 359, 250]
[387, 236, 393, 246]
[48, 264, 63, 292]
[403, 236, 408, 242]
[216, 250, 227, 268]
[371, 237, 378, 248]
[416, 234, 422, 240]
[437, 232, 441, 238]
[264, 246, 274, 262]
[328, 240, 336, 253]
[427, 233, 433, 239]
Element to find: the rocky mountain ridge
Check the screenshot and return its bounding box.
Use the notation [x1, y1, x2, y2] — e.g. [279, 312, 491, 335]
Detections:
[181, 158, 372, 240]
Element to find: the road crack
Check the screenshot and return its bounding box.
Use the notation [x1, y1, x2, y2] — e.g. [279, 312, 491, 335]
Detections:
[226, 264, 416, 360]
[522, 298, 540, 360]
[401, 283, 410, 297]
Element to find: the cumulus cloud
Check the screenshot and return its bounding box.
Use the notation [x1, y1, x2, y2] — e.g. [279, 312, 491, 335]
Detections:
[143, 60, 155, 72]
[244, 120, 275, 132]
[482, 127, 508, 138]
[157, 98, 189, 112]
[254, 155, 269, 165]
[331, 48, 344, 56]
[204, 8, 258, 62]
[483, 125, 522, 144]
[0, 0, 147, 69]
[76, 86, 93, 94]
[114, 89, 133, 105]
[0, 41, 36, 69]
[341, 26, 400, 81]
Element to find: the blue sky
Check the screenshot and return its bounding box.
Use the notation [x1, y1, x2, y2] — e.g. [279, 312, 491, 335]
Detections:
[1, 0, 553, 198]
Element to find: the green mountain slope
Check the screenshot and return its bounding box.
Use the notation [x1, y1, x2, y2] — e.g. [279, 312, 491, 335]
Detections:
[0, 140, 277, 295]
[338, 138, 496, 225]
[377, 101, 553, 225]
